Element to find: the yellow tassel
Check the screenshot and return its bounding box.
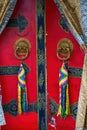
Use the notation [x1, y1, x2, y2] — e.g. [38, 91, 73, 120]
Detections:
[65, 85, 70, 115]
[57, 105, 62, 116]
[18, 84, 22, 114]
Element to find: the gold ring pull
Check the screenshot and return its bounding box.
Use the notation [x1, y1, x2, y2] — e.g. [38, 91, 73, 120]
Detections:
[56, 38, 73, 61]
[14, 38, 31, 60]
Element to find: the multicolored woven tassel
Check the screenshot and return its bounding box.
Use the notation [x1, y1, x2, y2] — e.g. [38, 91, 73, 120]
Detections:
[18, 63, 28, 114]
[57, 62, 70, 118]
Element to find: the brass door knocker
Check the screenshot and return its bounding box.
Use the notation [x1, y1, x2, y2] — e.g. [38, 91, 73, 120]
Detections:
[14, 38, 31, 60]
[56, 38, 73, 61]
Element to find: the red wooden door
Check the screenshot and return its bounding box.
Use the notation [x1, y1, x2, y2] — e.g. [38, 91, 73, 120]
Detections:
[46, 0, 84, 130]
[0, 0, 38, 130]
[0, 0, 84, 130]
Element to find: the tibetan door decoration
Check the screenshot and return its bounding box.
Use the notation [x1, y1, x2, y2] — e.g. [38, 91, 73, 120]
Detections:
[0, 0, 85, 130]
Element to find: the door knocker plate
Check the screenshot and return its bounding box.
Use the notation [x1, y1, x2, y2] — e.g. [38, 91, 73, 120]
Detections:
[56, 38, 73, 61]
[14, 38, 31, 60]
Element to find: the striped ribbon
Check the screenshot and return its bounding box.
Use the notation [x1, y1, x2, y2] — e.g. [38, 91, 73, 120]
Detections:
[18, 63, 28, 114]
[57, 62, 70, 118]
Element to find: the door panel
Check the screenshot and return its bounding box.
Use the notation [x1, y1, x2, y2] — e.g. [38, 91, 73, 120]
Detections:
[0, 0, 38, 130]
[46, 0, 84, 130]
[0, 0, 84, 130]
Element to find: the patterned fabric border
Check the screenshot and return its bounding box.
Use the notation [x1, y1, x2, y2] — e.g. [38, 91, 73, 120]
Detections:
[0, 63, 29, 75]
[50, 98, 78, 120]
[2, 98, 78, 120]
[65, 62, 82, 77]
[3, 99, 18, 116]
[3, 99, 37, 117]
[0, 0, 18, 34]
[70, 102, 78, 120]
[36, 0, 47, 130]
[69, 68, 82, 77]
[7, 14, 28, 33]
[0, 64, 82, 77]
[59, 17, 69, 32]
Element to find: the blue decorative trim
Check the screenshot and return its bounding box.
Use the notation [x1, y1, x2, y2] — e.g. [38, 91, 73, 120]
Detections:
[0, 63, 29, 75]
[70, 102, 78, 120]
[0, 0, 18, 34]
[50, 98, 58, 115]
[7, 19, 18, 28]
[37, 0, 47, 130]
[7, 14, 28, 33]
[65, 62, 82, 77]
[3, 99, 37, 117]
[68, 68, 82, 77]
[59, 17, 69, 32]
[0, 63, 82, 77]
[3, 99, 18, 117]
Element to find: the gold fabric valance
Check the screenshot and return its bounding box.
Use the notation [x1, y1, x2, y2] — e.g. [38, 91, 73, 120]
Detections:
[59, 0, 83, 35]
[0, 0, 17, 34]
[54, 0, 87, 52]
[0, 0, 10, 25]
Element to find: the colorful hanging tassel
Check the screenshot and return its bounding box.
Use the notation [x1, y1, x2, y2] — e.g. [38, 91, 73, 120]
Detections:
[57, 62, 70, 118]
[18, 63, 28, 114]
